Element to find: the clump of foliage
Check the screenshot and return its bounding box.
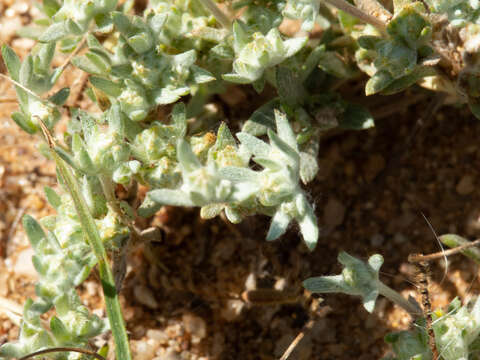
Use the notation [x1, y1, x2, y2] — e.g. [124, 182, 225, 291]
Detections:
[4, 0, 480, 357]
[304, 246, 480, 359]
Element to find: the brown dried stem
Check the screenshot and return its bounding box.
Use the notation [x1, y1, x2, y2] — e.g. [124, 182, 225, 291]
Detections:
[408, 238, 480, 263]
[19, 347, 106, 360]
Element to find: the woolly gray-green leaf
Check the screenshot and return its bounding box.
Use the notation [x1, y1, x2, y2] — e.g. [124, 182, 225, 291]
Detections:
[44, 186, 61, 209]
[299, 151, 319, 184]
[39, 21, 68, 42]
[148, 189, 194, 207]
[22, 214, 46, 249]
[236, 132, 270, 157]
[48, 87, 70, 106]
[90, 76, 122, 97]
[1, 45, 21, 81]
[266, 210, 291, 241]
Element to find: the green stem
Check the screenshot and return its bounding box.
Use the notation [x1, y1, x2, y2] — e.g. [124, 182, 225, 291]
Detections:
[99, 174, 141, 238]
[377, 281, 422, 318]
[50, 148, 131, 360]
[198, 0, 232, 28]
[99, 175, 125, 219]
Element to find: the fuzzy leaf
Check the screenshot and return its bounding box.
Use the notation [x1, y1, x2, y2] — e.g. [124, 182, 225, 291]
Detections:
[200, 204, 224, 219]
[236, 132, 270, 157]
[381, 66, 436, 95]
[274, 110, 297, 150]
[48, 87, 70, 106]
[1, 45, 21, 81]
[50, 316, 70, 343]
[317, 50, 352, 78]
[276, 66, 305, 106]
[303, 274, 346, 293]
[19, 55, 33, 87]
[299, 152, 319, 184]
[266, 210, 291, 241]
[43, 0, 60, 17]
[11, 112, 36, 134]
[298, 201, 318, 250]
[171, 103, 187, 137]
[215, 123, 236, 149]
[365, 70, 394, 95]
[242, 99, 279, 136]
[22, 214, 46, 249]
[39, 21, 68, 42]
[44, 186, 61, 209]
[148, 189, 194, 207]
[219, 166, 259, 182]
[90, 76, 122, 97]
[177, 140, 201, 172]
[267, 128, 299, 166]
[339, 103, 375, 130]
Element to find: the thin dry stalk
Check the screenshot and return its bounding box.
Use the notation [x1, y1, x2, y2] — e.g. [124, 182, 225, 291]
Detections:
[279, 319, 315, 360]
[19, 347, 106, 360]
[408, 238, 480, 263]
[410, 257, 438, 360]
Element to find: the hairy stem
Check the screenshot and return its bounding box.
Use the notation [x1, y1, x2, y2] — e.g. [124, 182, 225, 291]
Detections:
[323, 0, 387, 32]
[198, 0, 232, 28]
[377, 281, 422, 317]
[408, 237, 480, 263]
[39, 121, 132, 360]
[99, 175, 141, 238]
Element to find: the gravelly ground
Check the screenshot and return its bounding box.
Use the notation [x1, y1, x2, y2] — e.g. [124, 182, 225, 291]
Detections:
[2, 1, 480, 359]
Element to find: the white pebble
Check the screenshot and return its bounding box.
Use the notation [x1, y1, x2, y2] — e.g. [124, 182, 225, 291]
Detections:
[182, 313, 207, 343]
[13, 247, 37, 279]
[134, 284, 159, 309]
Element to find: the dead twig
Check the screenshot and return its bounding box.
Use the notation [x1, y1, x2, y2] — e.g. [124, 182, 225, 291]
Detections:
[279, 319, 315, 360]
[409, 255, 438, 360]
[408, 238, 480, 263]
[19, 347, 105, 360]
[6, 207, 25, 245]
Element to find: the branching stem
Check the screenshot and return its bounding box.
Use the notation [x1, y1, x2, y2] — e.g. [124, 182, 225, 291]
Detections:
[38, 120, 132, 360]
[98, 174, 141, 237]
[57, 35, 87, 73]
[323, 0, 387, 32]
[408, 238, 480, 262]
[0, 73, 44, 102]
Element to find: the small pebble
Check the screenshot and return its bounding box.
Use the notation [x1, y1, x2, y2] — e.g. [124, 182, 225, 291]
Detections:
[134, 284, 159, 309]
[323, 197, 346, 229]
[13, 247, 37, 279]
[146, 329, 168, 344]
[244, 272, 256, 291]
[456, 175, 475, 195]
[132, 339, 159, 360]
[182, 313, 207, 343]
[220, 299, 244, 321]
[364, 154, 385, 182]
